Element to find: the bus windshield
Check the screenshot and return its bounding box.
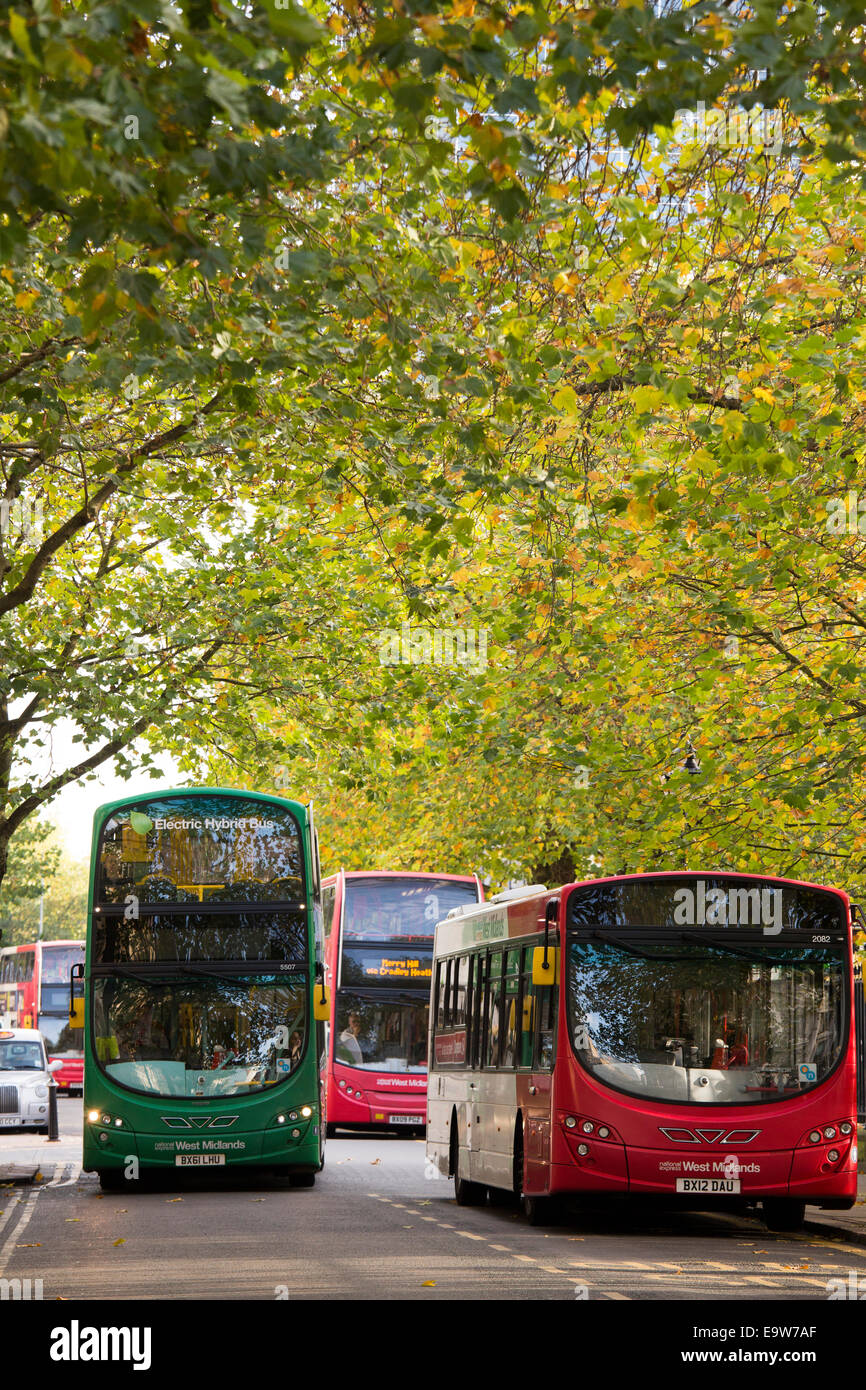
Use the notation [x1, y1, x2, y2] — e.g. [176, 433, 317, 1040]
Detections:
[335, 992, 429, 1072]
[343, 877, 478, 941]
[567, 939, 847, 1105]
[42, 945, 84, 984]
[95, 795, 304, 906]
[91, 972, 307, 1098]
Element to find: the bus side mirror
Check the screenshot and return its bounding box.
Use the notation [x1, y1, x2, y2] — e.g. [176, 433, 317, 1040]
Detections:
[313, 985, 330, 1022]
[69, 963, 84, 1030]
[531, 946, 559, 986]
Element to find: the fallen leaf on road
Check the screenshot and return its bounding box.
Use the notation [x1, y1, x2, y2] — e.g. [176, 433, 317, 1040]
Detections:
[167, 1198, 182, 1204]
[16, 1243, 41, 1248]
[252, 1197, 266, 1202]
[113, 1238, 126, 1247]
[114, 1209, 127, 1213]
[421, 1281, 436, 1287]
[370, 1158, 381, 1165]
[65, 1218, 82, 1223]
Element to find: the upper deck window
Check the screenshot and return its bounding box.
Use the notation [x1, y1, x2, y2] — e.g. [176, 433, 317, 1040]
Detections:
[96, 796, 304, 907]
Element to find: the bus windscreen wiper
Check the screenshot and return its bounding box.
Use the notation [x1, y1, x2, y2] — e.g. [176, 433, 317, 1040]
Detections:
[589, 933, 693, 962]
[679, 934, 798, 967]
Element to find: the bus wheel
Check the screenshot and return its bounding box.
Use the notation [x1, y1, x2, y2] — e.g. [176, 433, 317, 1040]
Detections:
[326, 1123, 338, 1139]
[97, 1170, 126, 1191]
[522, 1194, 558, 1226]
[455, 1174, 486, 1206]
[289, 1172, 316, 1188]
[763, 1198, 806, 1232]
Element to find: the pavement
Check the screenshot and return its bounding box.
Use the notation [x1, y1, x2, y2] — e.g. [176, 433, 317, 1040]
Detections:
[0, 1128, 81, 1182]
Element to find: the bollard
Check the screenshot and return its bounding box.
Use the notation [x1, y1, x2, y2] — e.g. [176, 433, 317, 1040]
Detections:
[46, 1078, 59, 1142]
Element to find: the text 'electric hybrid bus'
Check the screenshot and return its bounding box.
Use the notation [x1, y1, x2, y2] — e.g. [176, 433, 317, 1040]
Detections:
[322, 871, 482, 1133]
[427, 873, 857, 1231]
[76, 788, 328, 1188]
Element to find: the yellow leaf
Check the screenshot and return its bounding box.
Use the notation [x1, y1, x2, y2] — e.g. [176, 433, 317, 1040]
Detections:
[422, 1280, 436, 1287]
[14, 291, 37, 309]
[113, 1237, 126, 1247]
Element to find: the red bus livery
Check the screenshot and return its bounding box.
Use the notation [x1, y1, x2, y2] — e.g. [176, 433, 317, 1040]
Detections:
[427, 874, 857, 1231]
[0, 940, 85, 1094]
[322, 871, 483, 1133]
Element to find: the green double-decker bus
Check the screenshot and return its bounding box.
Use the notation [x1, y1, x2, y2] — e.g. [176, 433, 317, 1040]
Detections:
[77, 788, 328, 1189]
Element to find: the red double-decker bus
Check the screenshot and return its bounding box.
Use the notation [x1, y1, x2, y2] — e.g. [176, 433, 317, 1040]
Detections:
[322, 871, 483, 1134]
[0, 940, 85, 1094]
[427, 873, 857, 1232]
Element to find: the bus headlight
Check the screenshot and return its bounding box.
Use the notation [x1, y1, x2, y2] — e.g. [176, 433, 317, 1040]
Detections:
[88, 1110, 100, 1123]
[300, 1106, 312, 1118]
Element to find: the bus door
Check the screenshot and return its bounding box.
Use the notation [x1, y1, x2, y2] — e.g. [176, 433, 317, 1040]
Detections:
[520, 944, 558, 1190]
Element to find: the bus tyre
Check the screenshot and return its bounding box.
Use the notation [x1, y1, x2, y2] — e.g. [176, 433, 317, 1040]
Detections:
[289, 1172, 315, 1188]
[326, 1123, 337, 1139]
[522, 1194, 558, 1226]
[455, 1173, 486, 1206]
[97, 1170, 125, 1191]
[763, 1198, 806, 1232]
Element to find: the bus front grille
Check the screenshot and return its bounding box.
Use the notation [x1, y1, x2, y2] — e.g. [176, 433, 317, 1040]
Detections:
[0, 1085, 19, 1114]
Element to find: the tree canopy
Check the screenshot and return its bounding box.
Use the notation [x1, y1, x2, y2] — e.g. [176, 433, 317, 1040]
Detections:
[4, 0, 866, 905]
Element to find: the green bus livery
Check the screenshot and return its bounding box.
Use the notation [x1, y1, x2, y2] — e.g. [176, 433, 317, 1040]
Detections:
[78, 788, 327, 1189]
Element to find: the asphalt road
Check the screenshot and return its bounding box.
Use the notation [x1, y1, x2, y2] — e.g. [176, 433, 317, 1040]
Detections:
[3, 1099, 866, 1302]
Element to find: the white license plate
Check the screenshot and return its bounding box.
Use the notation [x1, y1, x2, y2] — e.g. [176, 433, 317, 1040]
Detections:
[0, 1117, 20, 1126]
[390, 1115, 420, 1125]
[676, 1178, 740, 1194]
[175, 1154, 225, 1166]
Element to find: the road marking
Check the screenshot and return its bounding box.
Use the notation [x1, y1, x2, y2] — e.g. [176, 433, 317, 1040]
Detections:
[513, 1254, 537, 1264]
[490, 1244, 512, 1252]
[742, 1276, 782, 1287]
[455, 1230, 487, 1241]
[49, 1162, 81, 1188]
[0, 1187, 41, 1275]
[604, 1291, 631, 1300]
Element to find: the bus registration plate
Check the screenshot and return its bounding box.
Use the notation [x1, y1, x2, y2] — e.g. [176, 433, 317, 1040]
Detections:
[0, 1117, 19, 1126]
[675, 1178, 740, 1194]
[390, 1115, 419, 1125]
[175, 1154, 226, 1166]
